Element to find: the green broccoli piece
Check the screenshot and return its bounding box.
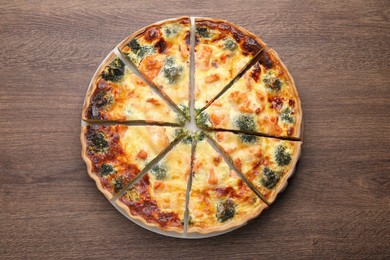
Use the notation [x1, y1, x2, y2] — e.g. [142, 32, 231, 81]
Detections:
[163, 57, 183, 84]
[150, 164, 167, 180]
[196, 112, 210, 128]
[240, 134, 257, 143]
[224, 39, 237, 51]
[101, 58, 125, 82]
[263, 73, 282, 91]
[87, 131, 109, 153]
[128, 38, 141, 53]
[261, 167, 281, 189]
[196, 26, 210, 38]
[275, 145, 291, 166]
[216, 199, 236, 222]
[100, 164, 114, 176]
[281, 108, 294, 123]
[235, 115, 256, 132]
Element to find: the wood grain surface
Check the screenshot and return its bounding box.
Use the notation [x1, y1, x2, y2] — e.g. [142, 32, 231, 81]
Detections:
[1, 0, 389, 259]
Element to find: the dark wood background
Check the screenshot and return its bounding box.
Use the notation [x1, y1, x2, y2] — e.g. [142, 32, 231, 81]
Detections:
[1, 0, 389, 259]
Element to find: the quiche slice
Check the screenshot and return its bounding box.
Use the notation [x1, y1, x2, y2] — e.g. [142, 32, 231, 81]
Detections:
[208, 131, 302, 204]
[119, 17, 191, 118]
[187, 133, 268, 233]
[83, 53, 183, 124]
[197, 49, 302, 139]
[194, 18, 266, 111]
[81, 125, 180, 199]
[116, 138, 192, 233]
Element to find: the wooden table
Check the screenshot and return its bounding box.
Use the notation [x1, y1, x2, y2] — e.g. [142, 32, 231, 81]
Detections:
[1, 0, 389, 258]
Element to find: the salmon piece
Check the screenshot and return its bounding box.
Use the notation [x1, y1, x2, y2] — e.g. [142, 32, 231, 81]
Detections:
[197, 45, 213, 70]
[211, 100, 222, 107]
[180, 44, 189, 59]
[205, 74, 220, 83]
[234, 158, 242, 170]
[216, 132, 225, 142]
[213, 156, 222, 165]
[210, 113, 225, 126]
[229, 91, 248, 104]
[135, 78, 147, 86]
[146, 98, 161, 106]
[220, 53, 227, 64]
[154, 181, 166, 191]
[136, 149, 148, 160]
[208, 168, 218, 185]
[139, 55, 163, 81]
[239, 100, 254, 113]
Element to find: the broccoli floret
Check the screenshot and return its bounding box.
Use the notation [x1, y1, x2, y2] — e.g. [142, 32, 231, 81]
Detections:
[263, 73, 282, 91]
[88, 131, 109, 153]
[182, 134, 193, 144]
[137, 45, 154, 59]
[195, 131, 205, 141]
[179, 105, 190, 119]
[128, 38, 141, 53]
[150, 164, 167, 180]
[181, 215, 194, 226]
[281, 108, 294, 123]
[164, 26, 178, 37]
[216, 199, 236, 222]
[196, 112, 210, 128]
[101, 58, 125, 82]
[235, 115, 256, 132]
[224, 39, 237, 51]
[100, 164, 114, 176]
[196, 26, 210, 38]
[275, 145, 291, 166]
[240, 134, 257, 143]
[127, 38, 154, 61]
[261, 167, 281, 189]
[163, 57, 183, 84]
[112, 177, 125, 193]
[175, 128, 189, 140]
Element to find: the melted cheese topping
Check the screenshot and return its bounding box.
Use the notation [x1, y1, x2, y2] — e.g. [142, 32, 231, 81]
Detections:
[201, 50, 301, 138]
[210, 131, 301, 203]
[121, 19, 190, 111]
[85, 55, 180, 123]
[121, 126, 177, 170]
[188, 138, 265, 233]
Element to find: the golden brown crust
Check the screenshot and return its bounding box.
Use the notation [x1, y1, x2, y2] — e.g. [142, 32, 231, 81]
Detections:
[268, 48, 303, 140]
[81, 51, 116, 122]
[80, 126, 114, 200]
[187, 201, 268, 234]
[115, 197, 184, 233]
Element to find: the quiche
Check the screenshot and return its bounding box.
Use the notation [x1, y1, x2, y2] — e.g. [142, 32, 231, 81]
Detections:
[83, 52, 182, 124]
[188, 134, 268, 233]
[119, 17, 191, 117]
[197, 49, 302, 138]
[81, 17, 303, 237]
[194, 18, 266, 111]
[208, 131, 302, 204]
[81, 125, 179, 199]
